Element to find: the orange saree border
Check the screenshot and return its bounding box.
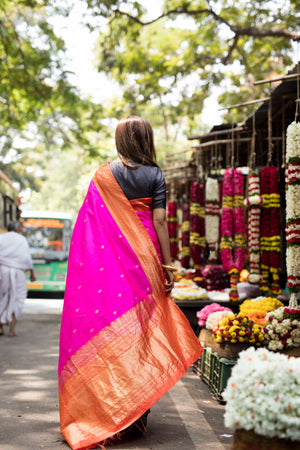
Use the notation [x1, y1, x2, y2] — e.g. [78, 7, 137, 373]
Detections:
[59, 164, 202, 450]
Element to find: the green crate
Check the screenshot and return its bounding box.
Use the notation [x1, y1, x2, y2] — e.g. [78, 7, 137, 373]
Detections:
[210, 354, 236, 403]
[192, 357, 202, 378]
[200, 347, 214, 386]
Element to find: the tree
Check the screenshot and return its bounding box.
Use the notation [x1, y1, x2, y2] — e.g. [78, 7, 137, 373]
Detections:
[85, 0, 299, 126]
[0, 0, 105, 189]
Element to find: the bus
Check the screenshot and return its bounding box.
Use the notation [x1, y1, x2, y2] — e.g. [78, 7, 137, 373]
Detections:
[0, 169, 20, 233]
[20, 211, 72, 294]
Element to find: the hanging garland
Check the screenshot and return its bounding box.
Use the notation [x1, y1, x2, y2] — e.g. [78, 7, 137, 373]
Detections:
[180, 203, 190, 269]
[220, 168, 246, 301]
[205, 177, 220, 263]
[190, 181, 206, 277]
[286, 121, 300, 309]
[260, 166, 281, 295]
[244, 172, 264, 284]
[167, 200, 178, 260]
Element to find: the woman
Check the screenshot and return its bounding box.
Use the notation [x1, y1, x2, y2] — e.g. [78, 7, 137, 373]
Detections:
[58, 116, 202, 450]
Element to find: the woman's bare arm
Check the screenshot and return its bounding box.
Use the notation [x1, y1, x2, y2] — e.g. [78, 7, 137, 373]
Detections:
[153, 208, 174, 294]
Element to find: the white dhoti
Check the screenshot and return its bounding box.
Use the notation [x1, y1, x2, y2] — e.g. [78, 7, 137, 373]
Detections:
[0, 265, 27, 324]
[0, 231, 33, 324]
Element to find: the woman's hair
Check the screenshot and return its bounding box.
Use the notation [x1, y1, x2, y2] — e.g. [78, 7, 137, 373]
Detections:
[115, 116, 159, 167]
[7, 221, 21, 232]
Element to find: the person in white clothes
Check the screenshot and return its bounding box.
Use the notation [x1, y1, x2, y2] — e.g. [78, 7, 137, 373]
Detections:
[0, 221, 35, 336]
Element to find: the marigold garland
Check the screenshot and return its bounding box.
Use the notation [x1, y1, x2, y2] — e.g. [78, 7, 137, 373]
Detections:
[260, 166, 281, 295]
[205, 177, 220, 263]
[212, 313, 264, 345]
[220, 168, 246, 301]
[244, 172, 264, 284]
[190, 181, 206, 276]
[180, 203, 190, 269]
[167, 201, 178, 260]
[286, 121, 300, 309]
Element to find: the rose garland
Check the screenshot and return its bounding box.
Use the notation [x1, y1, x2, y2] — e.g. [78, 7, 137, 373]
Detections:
[167, 201, 178, 260]
[244, 172, 264, 284]
[286, 121, 300, 309]
[205, 177, 220, 263]
[220, 168, 246, 301]
[260, 166, 281, 295]
[180, 203, 190, 269]
[190, 181, 205, 277]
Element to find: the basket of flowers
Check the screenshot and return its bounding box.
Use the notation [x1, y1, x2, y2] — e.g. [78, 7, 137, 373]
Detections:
[262, 307, 300, 355]
[223, 347, 300, 449]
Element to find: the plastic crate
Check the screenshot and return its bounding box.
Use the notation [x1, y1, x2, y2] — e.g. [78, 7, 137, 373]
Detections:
[192, 357, 202, 378]
[210, 354, 236, 403]
[200, 346, 214, 386]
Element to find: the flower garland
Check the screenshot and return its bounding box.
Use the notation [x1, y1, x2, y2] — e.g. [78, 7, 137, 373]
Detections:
[212, 313, 264, 345]
[223, 347, 300, 441]
[244, 172, 264, 284]
[205, 177, 220, 263]
[286, 121, 300, 309]
[260, 166, 281, 295]
[167, 201, 178, 260]
[220, 168, 246, 301]
[180, 203, 190, 269]
[190, 181, 206, 277]
[262, 306, 300, 351]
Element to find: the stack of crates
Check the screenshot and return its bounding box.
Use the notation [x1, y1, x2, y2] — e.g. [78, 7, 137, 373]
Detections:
[198, 346, 236, 403]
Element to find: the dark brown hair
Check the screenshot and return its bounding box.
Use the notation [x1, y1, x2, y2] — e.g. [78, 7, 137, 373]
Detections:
[115, 116, 159, 167]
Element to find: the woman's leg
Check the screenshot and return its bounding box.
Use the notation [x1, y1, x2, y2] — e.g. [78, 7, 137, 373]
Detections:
[9, 313, 17, 337]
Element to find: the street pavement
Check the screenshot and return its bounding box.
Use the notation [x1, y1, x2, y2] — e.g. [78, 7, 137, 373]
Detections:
[0, 299, 233, 450]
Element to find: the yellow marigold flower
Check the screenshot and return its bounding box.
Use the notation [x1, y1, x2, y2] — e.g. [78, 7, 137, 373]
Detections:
[231, 332, 237, 338]
[231, 339, 237, 343]
[233, 320, 239, 325]
[239, 337, 245, 342]
[239, 330, 245, 336]
[215, 337, 222, 343]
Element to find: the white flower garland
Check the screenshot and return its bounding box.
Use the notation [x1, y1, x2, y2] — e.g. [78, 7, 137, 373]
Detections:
[286, 121, 300, 309]
[205, 177, 220, 262]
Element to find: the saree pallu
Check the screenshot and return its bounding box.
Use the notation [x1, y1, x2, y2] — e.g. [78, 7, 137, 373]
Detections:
[58, 163, 202, 450]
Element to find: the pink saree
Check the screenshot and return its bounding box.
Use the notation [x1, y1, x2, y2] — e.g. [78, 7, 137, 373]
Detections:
[58, 163, 202, 450]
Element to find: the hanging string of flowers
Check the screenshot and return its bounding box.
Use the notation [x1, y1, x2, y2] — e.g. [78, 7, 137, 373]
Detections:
[205, 177, 220, 263]
[167, 200, 178, 260]
[286, 121, 300, 309]
[220, 168, 246, 301]
[244, 172, 264, 284]
[180, 203, 190, 269]
[190, 181, 206, 277]
[260, 166, 281, 295]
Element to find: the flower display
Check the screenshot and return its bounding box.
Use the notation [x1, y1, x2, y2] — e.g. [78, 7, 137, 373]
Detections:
[190, 181, 206, 277]
[262, 306, 300, 351]
[212, 313, 264, 345]
[171, 284, 208, 301]
[240, 297, 283, 315]
[196, 303, 232, 327]
[260, 166, 281, 295]
[180, 203, 190, 269]
[223, 347, 300, 441]
[220, 168, 246, 301]
[206, 309, 233, 331]
[286, 121, 300, 308]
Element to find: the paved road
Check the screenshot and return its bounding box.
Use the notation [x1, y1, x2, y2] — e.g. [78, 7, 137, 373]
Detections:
[0, 299, 232, 450]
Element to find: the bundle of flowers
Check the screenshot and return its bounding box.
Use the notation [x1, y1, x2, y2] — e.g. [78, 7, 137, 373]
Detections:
[171, 285, 208, 301]
[286, 121, 300, 308]
[223, 347, 300, 441]
[180, 203, 190, 269]
[201, 264, 230, 290]
[262, 306, 300, 351]
[220, 168, 246, 301]
[205, 177, 220, 263]
[212, 313, 264, 345]
[240, 297, 283, 315]
[260, 166, 281, 295]
[206, 309, 233, 331]
[196, 303, 232, 327]
[190, 181, 206, 277]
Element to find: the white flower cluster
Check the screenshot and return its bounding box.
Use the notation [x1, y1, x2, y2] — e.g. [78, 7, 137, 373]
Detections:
[223, 347, 300, 441]
[286, 121, 300, 159]
[262, 307, 300, 351]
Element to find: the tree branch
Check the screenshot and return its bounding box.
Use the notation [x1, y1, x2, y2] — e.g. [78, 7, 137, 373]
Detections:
[113, 6, 300, 42]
